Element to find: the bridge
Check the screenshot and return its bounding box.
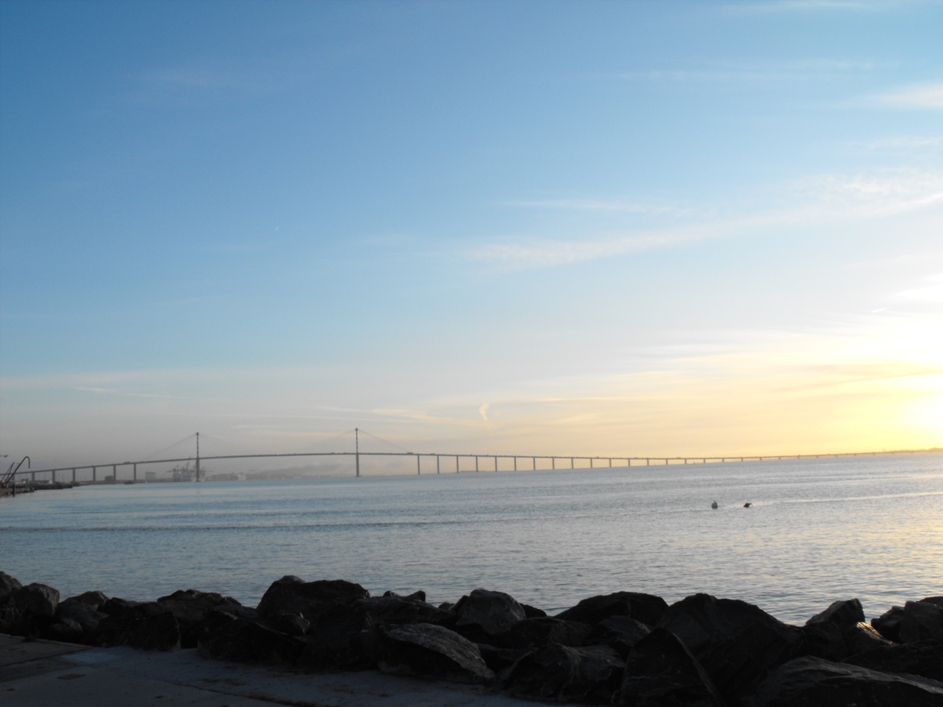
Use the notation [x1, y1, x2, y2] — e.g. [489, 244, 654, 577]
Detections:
[3, 428, 937, 487]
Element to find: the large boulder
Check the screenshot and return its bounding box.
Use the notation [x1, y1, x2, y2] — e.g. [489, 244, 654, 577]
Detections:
[298, 592, 453, 670]
[454, 588, 526, 637]
[65, 590, 108, 609]
[557, 591, 668, 627]
[97, 601, 180, 651]
[614, 628, 722, 707]
[495, 617, 594, 650]
[0, 572, 22, 602]
[802, 598, 889, 660]
[743, 656, 943, 707]
[499, 644, 624, 702]
[157, 589, 228, 648]
[873, 600, 943, 644]
[844, 639, 943, 682]
[377, 623, 494, 684]
[585, 615, 651, 659]
[55, 600, 108, 644]
[6, 583, 60, 617]
[256, 576, 369, 623]
[657, 593, 803, 703]
[477, 643, 528, 673]
[198, 613, 304, 664]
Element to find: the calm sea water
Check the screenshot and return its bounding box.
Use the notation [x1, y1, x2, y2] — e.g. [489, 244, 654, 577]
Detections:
[2, 454, 941, 625]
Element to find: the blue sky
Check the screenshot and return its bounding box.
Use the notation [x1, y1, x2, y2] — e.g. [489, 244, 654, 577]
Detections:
[1, 1, 941, 466]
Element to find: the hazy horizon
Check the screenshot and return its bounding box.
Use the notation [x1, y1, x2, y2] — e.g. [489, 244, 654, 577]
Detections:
[2, 1, 941, 466]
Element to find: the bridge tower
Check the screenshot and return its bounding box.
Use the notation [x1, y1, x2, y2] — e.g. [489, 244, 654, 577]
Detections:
[195, 432, 200, 482]
[355, 428, 360, 478]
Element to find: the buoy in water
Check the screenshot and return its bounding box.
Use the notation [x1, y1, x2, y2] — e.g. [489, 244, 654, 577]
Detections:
[711, 501, 718, 509]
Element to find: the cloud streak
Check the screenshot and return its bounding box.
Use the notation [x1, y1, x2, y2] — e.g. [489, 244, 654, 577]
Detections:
[873, 82, 943, 109]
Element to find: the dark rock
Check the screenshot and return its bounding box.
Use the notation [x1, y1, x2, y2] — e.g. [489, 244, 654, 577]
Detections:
[43, 618, 84, 643]
[477, 643, 527, 672]
[267, 612, 310, 637]
[495, 616, 594, 650]
[802, 598, 890, 660]
[212, 598, 258, 621]
[585, 615, 651, 659]
[97, 601, 180, 651]
[657, 593, 803, 703]
[613, 628, 722, 707]
[900, 600, 943, 643]
[499, 643, 624, 702]
[9, 613, 58, 638]
[0, 571, 22, 602]
[522, 603, 547, 618]
[845, 638, 943, 682]
[100, 597, 142, 616]
[743, 655, 943, 707]
[383, 589, 426, 602]
[872, 605, 906, 642]
[256, 576, 369, 623]
[557, 591, 668, 627]
[157, 589, 227, 648]
[454, 588, 526, 636]
[377, 623, 494, 684]
[299, 594, 453, 671]
[65, 591, 108, 609]
[55, 600, 108, 643]
[299, 603, 380, 670]
[198, 613, 304, 664]
[807, 598, 864, 631]
[921, 596, 943, 608]
[7, 583, 60, 617]
[439, 602, 454, 611]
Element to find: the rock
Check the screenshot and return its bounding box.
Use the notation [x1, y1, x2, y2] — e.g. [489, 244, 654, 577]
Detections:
[522, 603, 547, 618]
[97, 601, 180, 651]
[477, 643, 527, 672]
[454, 588, 526, 636]
[300, 594, 454, 670]
[899, 600, 943, 643]
[802, 598, 890, 660]
[556, 591, 668, 627]
[495, 616, 594, 650]
[585, 615, 651, 659]
[845, 639, 943, 682]
[807, 598, 864, 631]
[43, 618, 84, 643]
[55, 600, 108, 643]
[65, 591, 108, 609]
[299, 603, 380, 670]
[921, 596, 943, 608]
[499, 643, 624, 702]
[7, 583, 60, 618]
[267, 612, 310, 637]
[256, 576, 369, 623]
[383, 589, 426, 602]
[872, 605, 906, 642]
[377, 623, 494, 684]
[743, 655, 943, 707]
[211, 598, 258, 621]
[657, 593, 803, 703]
[157, 589, 227, 648]
[613, 628, 723, 707]
[198, 613, 304, 664]
[0, 572, 22, 602]
[100, 597, 142, 616]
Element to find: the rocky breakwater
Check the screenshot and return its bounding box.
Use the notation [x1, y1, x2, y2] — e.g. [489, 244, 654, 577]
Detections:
[2, 570, 942, 706]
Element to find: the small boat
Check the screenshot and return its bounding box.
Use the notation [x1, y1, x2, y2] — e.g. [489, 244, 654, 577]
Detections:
[711, 501, 718, 509]
[743, 502, 752, 508]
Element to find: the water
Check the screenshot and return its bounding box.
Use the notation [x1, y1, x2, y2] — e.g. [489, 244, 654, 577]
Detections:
[2, 454, 941, 625]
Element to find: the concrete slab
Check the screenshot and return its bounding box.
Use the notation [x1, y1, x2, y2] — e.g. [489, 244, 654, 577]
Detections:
[0, 635, 537, 707]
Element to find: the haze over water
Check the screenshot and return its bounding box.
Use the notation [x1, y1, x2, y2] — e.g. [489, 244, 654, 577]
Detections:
[4, 453, 941, 625]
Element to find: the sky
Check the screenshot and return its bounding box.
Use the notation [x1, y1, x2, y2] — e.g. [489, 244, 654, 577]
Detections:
[1, 0, 942, 468]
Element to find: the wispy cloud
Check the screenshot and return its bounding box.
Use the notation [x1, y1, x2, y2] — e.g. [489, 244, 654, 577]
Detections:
[473, 169, 943, 271]
[861, 136, 943, 150]
[873, 82, 943, 109]
[506, 199, 679, 215]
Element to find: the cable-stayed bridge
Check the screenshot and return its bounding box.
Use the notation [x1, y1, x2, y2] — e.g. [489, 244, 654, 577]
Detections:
[4, 428, 937, 486]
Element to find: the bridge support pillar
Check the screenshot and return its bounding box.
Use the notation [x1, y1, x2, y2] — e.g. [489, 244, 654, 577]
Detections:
[608, 458, 612, 467]
[475, 456, 479, 472]
[571, 457, 574, 468]
[456, 456, 459, 473]
[133, 463, 137, 481]
[72, 468, 76, 482]
[52, 470, 56, 483]
[31, 472, 36, 482]
[532, 457, 536, 470]
[513, 457, 517, 471]
[589, 458, 593, 469]
[417, 455, 421, 475]
[494, 456, 498, 471]
[436, 455, 440, 474]
[113, 464, 117, 480]
[92, 466, 96, 482]
[552, 457, 555, 469]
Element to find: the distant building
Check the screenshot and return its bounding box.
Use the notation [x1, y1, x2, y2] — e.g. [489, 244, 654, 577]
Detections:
[144, 471, 158, 482]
